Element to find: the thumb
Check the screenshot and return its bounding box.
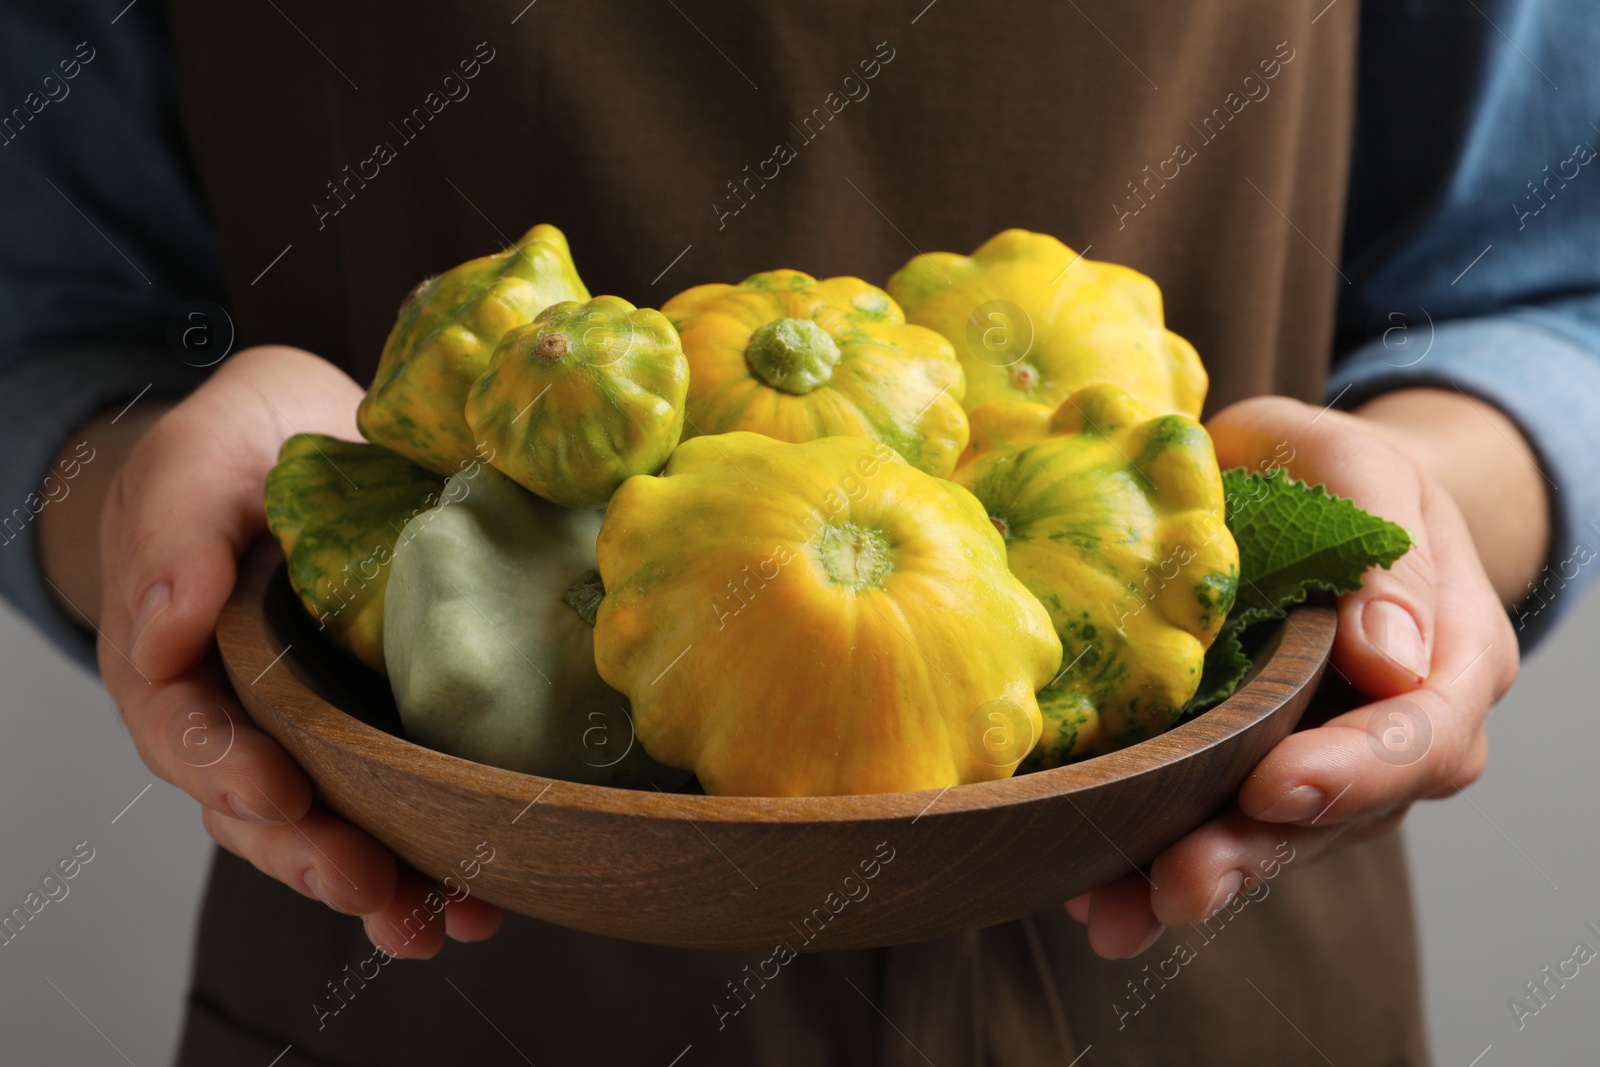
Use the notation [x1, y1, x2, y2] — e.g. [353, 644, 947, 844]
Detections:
[106, 403, 275, 682]
[1207, 396, 1434, 696]
[105, 348, 363, 682]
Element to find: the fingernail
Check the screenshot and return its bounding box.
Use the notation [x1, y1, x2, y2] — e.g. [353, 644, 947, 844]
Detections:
[130, 581, 171, 660]
[1363, 599, 1427, 681]
[225, 792, 276, 825]
[1257, 784, 1326, 823]
[1206, 870, 1245, 917]
[303, 868, 335, 908]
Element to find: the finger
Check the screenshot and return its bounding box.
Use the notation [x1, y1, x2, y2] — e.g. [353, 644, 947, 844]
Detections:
[1084, 870, 1163, 959]
[98, 570, 315, 823]
[1238, 692, 1453, 826]
[1064, 892, 1091, 924]
[1149, 807, 1407, 928]
[201, 806, 398, 916]
[1431, 729, 1490, 800]
[444, 895, 505, 943]
[364, 868, 451, 959]
[1151, 810, 1313, 927]
[1238, 485, 1515, 825]
[1207, 396, 1437, 695]
[1329, 475, 1439, 699]
[110, 660, 313, 823]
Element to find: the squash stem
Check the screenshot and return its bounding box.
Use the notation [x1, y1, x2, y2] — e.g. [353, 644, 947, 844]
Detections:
[815, 523, 895, 590]
[562, 569, 606, 626]
[535, 332, 570, 361]
[744, 317, 841, 394]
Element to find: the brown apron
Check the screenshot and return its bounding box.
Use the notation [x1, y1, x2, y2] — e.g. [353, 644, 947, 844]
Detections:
[168, 1, 1429, 1062]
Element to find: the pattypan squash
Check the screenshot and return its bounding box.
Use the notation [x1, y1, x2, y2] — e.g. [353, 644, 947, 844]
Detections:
[464, 296, 689, 507]
[592, 431, 1063, 797]
[953, 384, 1238, 764]
[263, 434, 445, 672]
[662, 270, 969, 477]
[358, 224, 590, 475]
[384, 463, 684, 788]
[957, 398, 1055, 469]
[887, 229, 1206, 419]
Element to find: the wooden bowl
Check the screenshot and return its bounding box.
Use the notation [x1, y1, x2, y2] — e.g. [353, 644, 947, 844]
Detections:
[218, 537, 1333, 952]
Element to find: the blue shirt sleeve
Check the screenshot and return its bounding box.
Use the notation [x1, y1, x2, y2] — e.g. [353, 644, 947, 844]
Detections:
[1333, 0, 1600, 651]
[0, 0, 222, 669]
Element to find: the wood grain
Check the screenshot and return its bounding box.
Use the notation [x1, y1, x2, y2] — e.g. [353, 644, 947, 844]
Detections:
[217, 536, 1335, 953]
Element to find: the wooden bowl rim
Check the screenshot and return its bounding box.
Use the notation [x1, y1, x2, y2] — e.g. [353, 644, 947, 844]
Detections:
[221, 537, 1335, 826]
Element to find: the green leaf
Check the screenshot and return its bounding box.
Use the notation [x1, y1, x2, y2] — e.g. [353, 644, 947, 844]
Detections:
[1182, 468, 1413, 715]
[1224, 467, 1413, 628]
[1184, 629, 1251, 713]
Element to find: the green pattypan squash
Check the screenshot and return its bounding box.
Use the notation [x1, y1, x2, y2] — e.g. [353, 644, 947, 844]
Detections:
[263, 434, 445, 672]
[358, 224, 590, 475]
[383, 463, 685, 788]
[465, 296, 689, 507]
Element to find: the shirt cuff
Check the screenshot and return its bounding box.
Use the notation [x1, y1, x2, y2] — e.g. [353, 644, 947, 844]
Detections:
[0, 346, 205, 672]
[1328, 313, 1600, 652]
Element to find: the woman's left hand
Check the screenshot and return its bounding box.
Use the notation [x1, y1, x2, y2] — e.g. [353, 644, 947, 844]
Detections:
[1065, 392, 1530, 958]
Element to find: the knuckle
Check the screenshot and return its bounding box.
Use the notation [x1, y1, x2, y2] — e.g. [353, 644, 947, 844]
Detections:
[1426, 713, 1485, 797]
[1394, 540, 1438, 596]
[166, 695, 241, 772]
[1452, 746, 1489, 791]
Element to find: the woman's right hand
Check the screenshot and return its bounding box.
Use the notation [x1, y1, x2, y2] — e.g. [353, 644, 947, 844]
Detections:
[87, 345, 502, 955]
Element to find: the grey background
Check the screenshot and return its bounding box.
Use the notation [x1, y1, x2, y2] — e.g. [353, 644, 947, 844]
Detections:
[0, 589, 1596, 1065]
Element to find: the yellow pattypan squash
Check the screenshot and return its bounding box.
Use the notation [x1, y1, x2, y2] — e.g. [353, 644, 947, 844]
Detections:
[954, 384, 1238, 764]
[957, 398, 1055, 469]
[358, 224, 590, 475]
[592, 432, 1063, 797]
[888, 229, 1206, 419]
[662, 270, 969, 477]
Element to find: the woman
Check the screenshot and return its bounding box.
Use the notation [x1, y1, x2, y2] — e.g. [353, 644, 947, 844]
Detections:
[3, 0, 1595, 1062]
